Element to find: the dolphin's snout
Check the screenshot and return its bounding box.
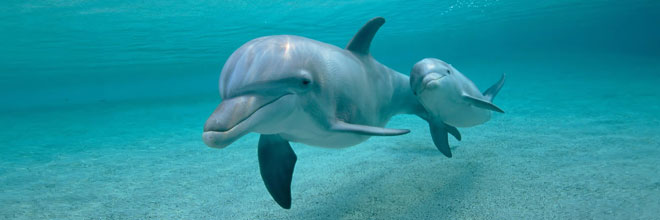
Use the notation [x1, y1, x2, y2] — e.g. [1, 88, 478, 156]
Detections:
[202, 96, 264, 148]
[421, 73, 445, 89]
[202, 131, 234, 149]
[204, 97, 253, 132]
[202, 94, 293, 149]
[411, 72, 445, 95]
[410, 58, 449, 95]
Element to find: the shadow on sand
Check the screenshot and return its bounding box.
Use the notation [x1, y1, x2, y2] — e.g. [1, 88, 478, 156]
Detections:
[287, 147, 480, 219]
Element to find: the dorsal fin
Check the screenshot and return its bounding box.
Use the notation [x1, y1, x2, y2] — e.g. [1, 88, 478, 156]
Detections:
[483, 73, 506, 101]
[346, 17, 385, 55]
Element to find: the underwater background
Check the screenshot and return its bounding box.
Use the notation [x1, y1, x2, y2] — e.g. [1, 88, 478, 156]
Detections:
[1, 0, 659, 219]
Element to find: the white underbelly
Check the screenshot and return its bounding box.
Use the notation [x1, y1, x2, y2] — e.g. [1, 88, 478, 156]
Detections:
[281, 131, 370, 148]
[438, 104, 491, 127]
[272, 107, 377, 148]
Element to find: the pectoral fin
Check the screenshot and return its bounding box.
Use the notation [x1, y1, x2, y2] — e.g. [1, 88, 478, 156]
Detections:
[258, 134, 297, 209]
[462, 94, 505, 113]
[430, 123, 453, 158]
[331, 121, 410, 136]
[445, 124, 461, 141]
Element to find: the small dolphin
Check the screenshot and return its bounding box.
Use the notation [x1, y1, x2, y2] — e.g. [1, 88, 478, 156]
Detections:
[410, 58, 505, 157]
[202, 17, 426, 209]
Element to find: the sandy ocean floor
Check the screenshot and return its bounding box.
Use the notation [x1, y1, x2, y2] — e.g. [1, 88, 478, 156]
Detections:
[1, 55, 659, 219]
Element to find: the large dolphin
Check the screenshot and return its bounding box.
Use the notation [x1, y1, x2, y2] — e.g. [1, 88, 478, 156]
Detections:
[202, 17, 429, 209]
[410, 58, 505, 157]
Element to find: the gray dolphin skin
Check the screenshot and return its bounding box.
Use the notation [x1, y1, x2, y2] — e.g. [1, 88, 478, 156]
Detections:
[410, 58, 505, 157]
[202, 17, 432, 209]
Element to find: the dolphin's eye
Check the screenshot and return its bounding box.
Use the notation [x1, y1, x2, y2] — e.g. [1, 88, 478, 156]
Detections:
[446, 69, 451, 74]
[297, 70, 312, 88]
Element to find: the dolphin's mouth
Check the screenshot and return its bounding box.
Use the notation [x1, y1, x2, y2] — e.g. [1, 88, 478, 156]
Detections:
[202, 93, 292, 148]
[418, 74, 445, 93]
[203, 93, 292, 132]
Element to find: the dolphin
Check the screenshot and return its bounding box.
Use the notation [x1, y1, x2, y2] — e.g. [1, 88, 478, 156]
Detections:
[410, 58, 505, 157]
[202, 17, 428, 209]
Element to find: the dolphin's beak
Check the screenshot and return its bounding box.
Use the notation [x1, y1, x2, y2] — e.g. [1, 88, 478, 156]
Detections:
[202, 94, 289, 148]
[422, 74, 445, 89]
[413, 73, 445, 95]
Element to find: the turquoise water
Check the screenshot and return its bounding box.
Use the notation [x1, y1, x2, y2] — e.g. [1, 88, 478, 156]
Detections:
[1, 0, 659, 219]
